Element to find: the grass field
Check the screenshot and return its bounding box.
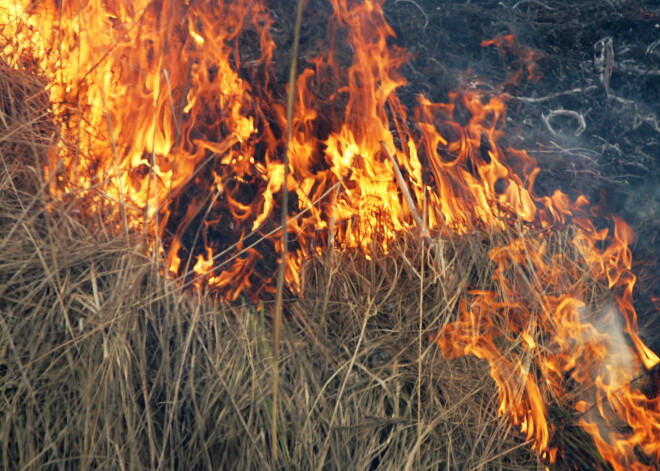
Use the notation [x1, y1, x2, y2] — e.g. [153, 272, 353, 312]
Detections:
[1, 3, 658, 469]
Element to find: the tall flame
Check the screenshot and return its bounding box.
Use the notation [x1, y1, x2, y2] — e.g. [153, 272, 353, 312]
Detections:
[0, 0, 657, 468]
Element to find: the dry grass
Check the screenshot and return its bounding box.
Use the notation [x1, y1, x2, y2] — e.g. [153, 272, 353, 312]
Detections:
[0, 188, 546, 470]
[0, 180, 547, 470]
[0, 64, 560, 470]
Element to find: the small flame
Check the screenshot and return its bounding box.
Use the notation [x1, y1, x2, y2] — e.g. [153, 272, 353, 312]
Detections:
[1, 0, 657, 468]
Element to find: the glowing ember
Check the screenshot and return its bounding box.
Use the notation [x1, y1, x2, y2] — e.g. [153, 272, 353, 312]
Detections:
[0, 0, 657, 468]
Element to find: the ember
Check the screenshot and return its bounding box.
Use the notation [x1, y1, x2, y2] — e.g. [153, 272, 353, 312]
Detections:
[0, 0, 658, 469]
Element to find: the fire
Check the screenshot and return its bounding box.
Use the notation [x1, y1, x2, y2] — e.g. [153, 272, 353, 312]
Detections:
[0, 0, 657, 468]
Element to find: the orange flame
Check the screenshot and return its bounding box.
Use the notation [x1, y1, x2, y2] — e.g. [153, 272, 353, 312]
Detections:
[1, 0, 658, 467]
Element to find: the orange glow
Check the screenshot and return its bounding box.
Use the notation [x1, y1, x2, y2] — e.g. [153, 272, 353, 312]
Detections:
[1, 0, 657, 468]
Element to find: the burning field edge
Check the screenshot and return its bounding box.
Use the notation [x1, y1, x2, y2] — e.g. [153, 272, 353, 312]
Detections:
[0, 59, 650, 471]
[1, 1, 660, 470]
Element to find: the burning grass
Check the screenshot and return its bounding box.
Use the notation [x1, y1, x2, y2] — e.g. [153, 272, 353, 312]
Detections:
[0, 61, 647, 471]
[0, 80, 545, 470]
[2, 2, 659, 469]
[0, 63, 522, 470]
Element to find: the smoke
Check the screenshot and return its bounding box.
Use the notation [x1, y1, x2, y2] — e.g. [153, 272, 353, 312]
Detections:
[594, 304, 635, 387]
[574, 303, 639, 466]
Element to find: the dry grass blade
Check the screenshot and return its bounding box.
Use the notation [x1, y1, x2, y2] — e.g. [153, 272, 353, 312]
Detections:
[271, 0, 307, 464]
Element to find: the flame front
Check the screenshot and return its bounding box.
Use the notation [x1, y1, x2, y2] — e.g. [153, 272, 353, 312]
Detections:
[1, 0, 658, 468]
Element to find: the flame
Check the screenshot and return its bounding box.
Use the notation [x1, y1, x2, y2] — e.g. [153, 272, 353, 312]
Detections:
[1, 0, 658, 468]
